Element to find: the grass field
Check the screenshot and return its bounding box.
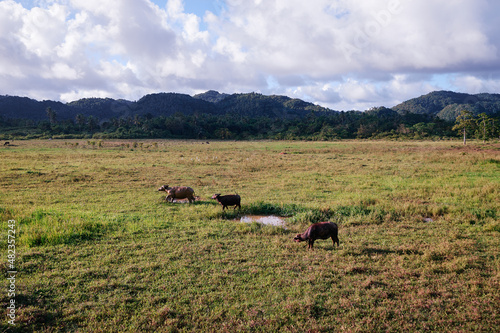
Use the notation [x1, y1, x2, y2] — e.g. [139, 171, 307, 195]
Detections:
[1, 139, 499, 332]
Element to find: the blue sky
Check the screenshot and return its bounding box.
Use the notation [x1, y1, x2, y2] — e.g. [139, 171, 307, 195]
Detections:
[151, 0, 213, 17]
[1, 0, 499, 110]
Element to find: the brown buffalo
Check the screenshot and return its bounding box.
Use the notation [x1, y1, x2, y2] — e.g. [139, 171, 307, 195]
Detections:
[158, 185, 196, 203]
[212, 194, 241, 210]
[293, 222, 339, 249]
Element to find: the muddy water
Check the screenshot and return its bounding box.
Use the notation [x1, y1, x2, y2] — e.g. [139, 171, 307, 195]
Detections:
[239, 215, 287, 228]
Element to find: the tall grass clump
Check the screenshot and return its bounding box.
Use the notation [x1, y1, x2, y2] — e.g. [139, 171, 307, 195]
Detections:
[243, 201, 302, 217]
[19, 209, 104, 247]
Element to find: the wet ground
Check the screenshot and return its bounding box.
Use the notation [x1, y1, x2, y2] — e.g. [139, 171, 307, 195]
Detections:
[239, 215, 287, 228]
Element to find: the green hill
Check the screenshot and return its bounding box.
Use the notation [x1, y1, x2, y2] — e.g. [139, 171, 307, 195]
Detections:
[392, 91, 500, 121]
[213, 92, 331, 118]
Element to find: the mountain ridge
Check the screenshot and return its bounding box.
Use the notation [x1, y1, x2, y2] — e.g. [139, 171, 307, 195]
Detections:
[1, 90, 499, 122]
[392, 90, 500, 121]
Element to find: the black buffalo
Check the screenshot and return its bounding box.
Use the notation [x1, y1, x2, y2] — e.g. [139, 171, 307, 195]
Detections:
[293, 222, 339, 249]
[212, 194, 241, 210]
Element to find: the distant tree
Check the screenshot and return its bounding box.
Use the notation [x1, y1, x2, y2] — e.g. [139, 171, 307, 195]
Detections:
[452, 110, 476, 145]
[110, 117, 119, 128]
[215, 128, 232, 139]
[475, 113, 493, 143]
[75, 114, 86, 131]
[46, 107, 57, 125]
[396, 123, 410, 135]
[493, 118, 500, 139]
[36, 120, 51, 134]
[133, 114, 142, 126]
[356, 124, 377, 138]
[412, 122, 429, 138]
[87, 116, 98, 133]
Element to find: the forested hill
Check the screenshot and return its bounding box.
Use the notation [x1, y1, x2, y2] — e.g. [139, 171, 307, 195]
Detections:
[210, 92, 332, 118]
[1, 90, 500, 122]
[0, 91, 335, 121]
[0, 96, 74, 121]
[392, 91, 500, 121]
[193, 90, 229, 103]
[2, 90, 500, 140]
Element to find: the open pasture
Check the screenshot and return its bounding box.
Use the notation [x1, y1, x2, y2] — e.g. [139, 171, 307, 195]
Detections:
[1, 139, 499, 332]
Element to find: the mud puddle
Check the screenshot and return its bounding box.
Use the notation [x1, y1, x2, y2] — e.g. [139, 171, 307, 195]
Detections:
[239, 215, 288, 228]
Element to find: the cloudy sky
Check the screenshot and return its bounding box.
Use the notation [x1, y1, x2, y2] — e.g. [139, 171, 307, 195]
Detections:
[1, 0, 499, 110]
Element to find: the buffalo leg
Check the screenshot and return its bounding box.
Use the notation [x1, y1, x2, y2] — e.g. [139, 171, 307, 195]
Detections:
[333, 235, 339, 247]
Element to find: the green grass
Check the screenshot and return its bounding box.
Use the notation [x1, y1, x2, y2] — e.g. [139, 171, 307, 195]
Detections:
[1, 139, 499, 332]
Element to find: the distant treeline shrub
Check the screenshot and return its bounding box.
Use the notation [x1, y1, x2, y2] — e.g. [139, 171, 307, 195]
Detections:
[1, 107, 499, 141]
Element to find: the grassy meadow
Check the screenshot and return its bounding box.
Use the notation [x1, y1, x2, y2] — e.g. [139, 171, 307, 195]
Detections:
[1, 139, 499, 332]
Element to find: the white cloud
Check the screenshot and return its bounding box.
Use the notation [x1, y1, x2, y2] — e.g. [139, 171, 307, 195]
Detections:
[45, 62, 80, 79]
[17, 4, 68, 57]
[453, 74, 500, 94]
[60, 88, 112, 101]
[204, 0, 500, 108]
[0, 0, 499, 109]
[213, 36, 246, 63]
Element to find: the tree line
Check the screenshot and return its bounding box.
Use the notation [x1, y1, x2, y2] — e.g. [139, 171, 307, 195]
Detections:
[1, 106, 499, 141]
[452, 110, 499, 144]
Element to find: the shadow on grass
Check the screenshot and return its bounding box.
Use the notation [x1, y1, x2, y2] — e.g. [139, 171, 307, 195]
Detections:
[346, 247, 424, 257]
[363, 247, 424, 256]
[158, 198, 218, 206]
[1, 292, 64, 332]
[211, 201, 303, 221]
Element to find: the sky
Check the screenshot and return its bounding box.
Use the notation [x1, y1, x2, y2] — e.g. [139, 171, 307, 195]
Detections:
[1, 0, 499, 111]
